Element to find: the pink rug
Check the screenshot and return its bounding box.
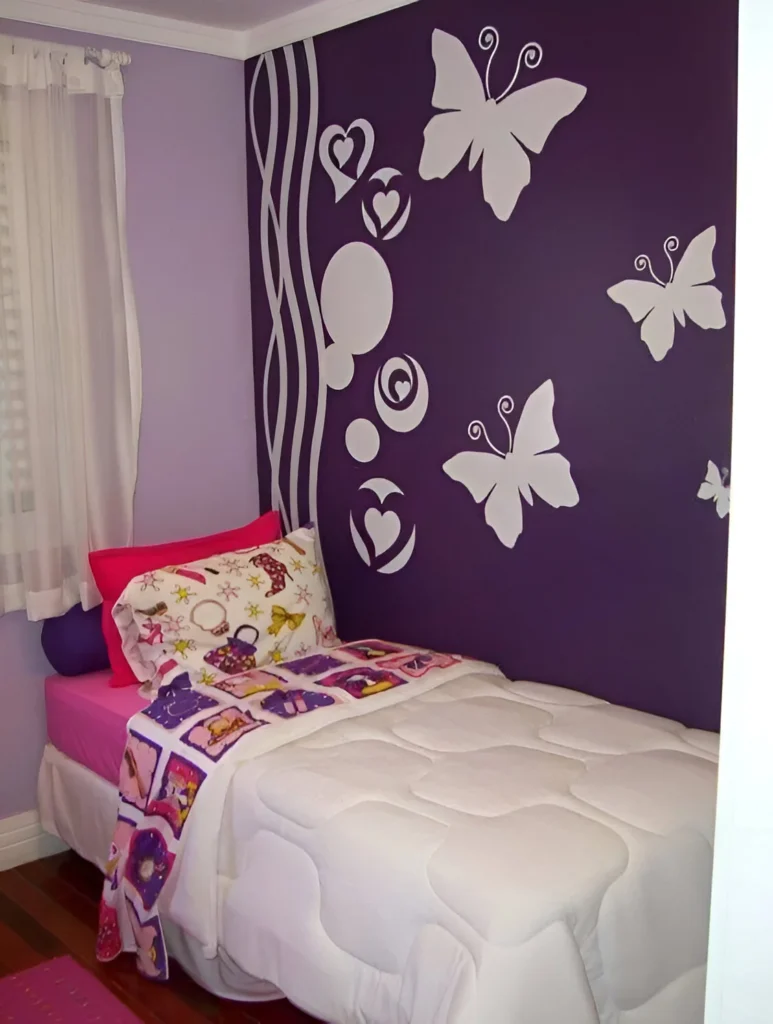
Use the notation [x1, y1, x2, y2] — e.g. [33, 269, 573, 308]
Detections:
[0, 956, 142, 1022]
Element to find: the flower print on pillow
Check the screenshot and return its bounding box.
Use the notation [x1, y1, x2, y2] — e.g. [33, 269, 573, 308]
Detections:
[113, 526, 338, 687]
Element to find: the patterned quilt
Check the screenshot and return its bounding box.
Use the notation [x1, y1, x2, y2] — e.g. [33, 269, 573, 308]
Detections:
[94, 639, 494, 980]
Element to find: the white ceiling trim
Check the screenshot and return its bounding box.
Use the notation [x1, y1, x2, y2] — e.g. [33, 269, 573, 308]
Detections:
[243, 0, 418, 56]
[0, 0, 420, 59]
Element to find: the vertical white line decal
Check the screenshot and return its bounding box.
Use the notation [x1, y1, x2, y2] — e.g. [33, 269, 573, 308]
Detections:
[300, 39, 326, 528]
[278, 46, 307, 532]
[251, 54, 290, 530]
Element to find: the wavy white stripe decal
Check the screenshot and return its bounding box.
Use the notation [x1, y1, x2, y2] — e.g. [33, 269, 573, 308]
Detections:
[300, 39, 326, 528]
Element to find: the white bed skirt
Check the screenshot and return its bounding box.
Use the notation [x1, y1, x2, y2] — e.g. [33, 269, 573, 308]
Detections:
[37, 742, 283, 1003]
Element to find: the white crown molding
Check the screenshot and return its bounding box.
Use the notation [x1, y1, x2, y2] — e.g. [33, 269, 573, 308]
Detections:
[241, 0, 419, 57]
[0, 0, 420, 60]
[0, 809, 68, 871]
[0, 0, 245, 58]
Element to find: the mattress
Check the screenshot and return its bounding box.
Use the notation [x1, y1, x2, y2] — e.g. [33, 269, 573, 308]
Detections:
[219, 672, 719, 1024]
[44, 671, 146, 785]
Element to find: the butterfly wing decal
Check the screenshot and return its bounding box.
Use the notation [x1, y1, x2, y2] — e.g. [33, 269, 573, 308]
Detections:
[528, 452, 580, 509]
[607, 279, 664, 324]
[698, 460, 730, 518]
[419, 30, 486, 183]
[671, 227, 726, 331]
[716, 486, 730, 519]
[498, 79, 587, 154]
[673, 227, 719, 288]
[607, 280, 676, 361]
[483, 461, 524, 548]
[510, 380, 579, 510]
[640, 301, 677, 361]
[481, 130, 532, 221]
[512, 379, 560, 458]
[442, 450, 505, 503]
[429, 29, 486, 112]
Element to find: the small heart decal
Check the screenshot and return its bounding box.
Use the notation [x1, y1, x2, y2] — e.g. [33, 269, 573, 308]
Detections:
[373, 190, 400, 227]
[319, 119, 375, 203]
[364, 508, 401, 557]
[333, 136, 354, 168]
[394, 379, 411, 401]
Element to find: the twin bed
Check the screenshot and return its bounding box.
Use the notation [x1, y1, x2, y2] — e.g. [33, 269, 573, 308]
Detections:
[39, 656, 718, 1024]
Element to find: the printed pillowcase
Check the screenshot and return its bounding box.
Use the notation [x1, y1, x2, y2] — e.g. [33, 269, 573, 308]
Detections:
[113, 526, 338, 691]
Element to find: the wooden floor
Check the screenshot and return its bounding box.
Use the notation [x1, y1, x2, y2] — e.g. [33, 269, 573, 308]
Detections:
[0, 851, 320, 1023]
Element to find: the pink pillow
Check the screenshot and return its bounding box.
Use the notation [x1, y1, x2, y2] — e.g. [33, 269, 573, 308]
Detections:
[89, 511, 282, 687]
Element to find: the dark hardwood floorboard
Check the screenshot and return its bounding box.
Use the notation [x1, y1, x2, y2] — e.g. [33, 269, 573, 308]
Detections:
[0, 851, 321, 1024]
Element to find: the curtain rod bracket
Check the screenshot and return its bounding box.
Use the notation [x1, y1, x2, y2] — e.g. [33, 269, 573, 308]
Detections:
[84, 46, 131, 69]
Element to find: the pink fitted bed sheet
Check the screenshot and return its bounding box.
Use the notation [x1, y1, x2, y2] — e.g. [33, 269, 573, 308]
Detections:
[44, 671, 147, 786]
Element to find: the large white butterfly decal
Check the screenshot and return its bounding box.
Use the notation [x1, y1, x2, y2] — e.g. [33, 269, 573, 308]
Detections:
[607, 227, 726, 361]
[697, 460, 730, 519]
[443, 380, 579, 548]
[418, 27, 587, 221]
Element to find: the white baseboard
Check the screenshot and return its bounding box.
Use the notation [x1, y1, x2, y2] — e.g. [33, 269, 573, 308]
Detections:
[0, 809, 68, 871]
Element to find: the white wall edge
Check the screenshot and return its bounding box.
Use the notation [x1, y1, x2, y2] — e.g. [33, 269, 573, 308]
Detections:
[0, 809, 68, 872]
[0, 0, 421, 59]
[704, 0, 773, 1021]
[241, 0, 420, 57]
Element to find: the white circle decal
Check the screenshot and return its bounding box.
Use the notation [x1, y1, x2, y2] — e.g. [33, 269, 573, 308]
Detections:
[345, 418, 380, 463]
[374, 355, 429, 433]
[321, 242, 393, 355]
[322, 344, 355, 391]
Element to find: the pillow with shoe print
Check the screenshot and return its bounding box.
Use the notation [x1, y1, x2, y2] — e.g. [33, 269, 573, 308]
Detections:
[113, 526, 338, 692]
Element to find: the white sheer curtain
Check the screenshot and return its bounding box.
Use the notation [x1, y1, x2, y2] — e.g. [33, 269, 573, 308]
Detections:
[0, 35, 141, 619]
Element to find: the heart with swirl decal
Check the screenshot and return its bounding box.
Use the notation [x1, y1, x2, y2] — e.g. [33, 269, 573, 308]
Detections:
[350, 478, 416, 575]
[362, 167, 412, 241]
[319, 119, 375, 202]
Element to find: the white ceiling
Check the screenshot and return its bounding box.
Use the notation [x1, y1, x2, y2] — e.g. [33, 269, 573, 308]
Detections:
[82, 0, 315, 32]
[0, 0, 419, 58]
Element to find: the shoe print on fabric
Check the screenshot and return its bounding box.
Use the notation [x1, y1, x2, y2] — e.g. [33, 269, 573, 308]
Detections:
[182, 706, 268, 761]
[378, 650, 461, 677]
[119, 732, 162, 812]
[249, 552, 292, 596]
[125, 828, 175, 912]
[127, 898, 168, 981]
[337, 640, 406, 662]
[320, 666, 406, 698]
[146, 754, 206, 839]
[142, 673, 220, 730]
[96, 901, 122, 962]
[260, 687, 337, 718]
[211, 670, 284, 698]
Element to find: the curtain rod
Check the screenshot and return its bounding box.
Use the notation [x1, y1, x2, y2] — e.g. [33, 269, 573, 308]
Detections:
[84, 46, 131, 68]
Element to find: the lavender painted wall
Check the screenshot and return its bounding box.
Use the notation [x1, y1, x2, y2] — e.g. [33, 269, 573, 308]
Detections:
[0, 21, 257, 819]
[247, 0, 737, 731]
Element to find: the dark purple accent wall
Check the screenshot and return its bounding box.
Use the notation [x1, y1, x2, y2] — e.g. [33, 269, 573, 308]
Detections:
[246, 0, 737, 730]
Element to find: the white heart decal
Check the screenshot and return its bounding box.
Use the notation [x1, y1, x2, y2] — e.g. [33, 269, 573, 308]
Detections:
[333, 136, 354, 168]
[394, 379, 410, 401]
[319, 120, 375, 203]
[364, 508, 401, 557]
[372, 189, 400, 228]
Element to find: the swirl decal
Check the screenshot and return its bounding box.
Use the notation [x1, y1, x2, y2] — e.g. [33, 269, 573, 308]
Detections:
[373, 355, 429, 433]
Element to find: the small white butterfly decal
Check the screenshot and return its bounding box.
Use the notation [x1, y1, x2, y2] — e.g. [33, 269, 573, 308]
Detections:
[607, 227, 726, 361]
[419, 26, 587, 221]
[443, 380, 579, 548]
[697, 460, 730, 519]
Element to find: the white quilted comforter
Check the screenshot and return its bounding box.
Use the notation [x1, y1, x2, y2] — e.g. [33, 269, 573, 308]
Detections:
[218, 669, 718, 1024]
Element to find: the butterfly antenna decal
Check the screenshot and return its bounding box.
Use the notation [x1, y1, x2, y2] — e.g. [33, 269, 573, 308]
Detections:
[497, 395, 515, 452]
[478, 26, 543, 103]
[663, 236, 679, 283]
[634, 252, 667, 287]
[721, 468, 730, 485]
[468, 417, 506, 457]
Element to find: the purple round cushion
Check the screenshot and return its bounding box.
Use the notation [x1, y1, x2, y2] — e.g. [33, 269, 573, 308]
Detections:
[42, 602, 110, 676]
